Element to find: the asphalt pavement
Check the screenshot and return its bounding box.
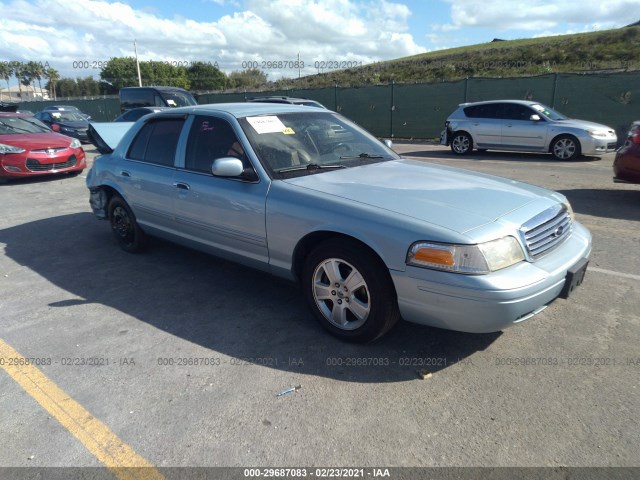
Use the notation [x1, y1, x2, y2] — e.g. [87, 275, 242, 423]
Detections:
[0, 144, 638, 478]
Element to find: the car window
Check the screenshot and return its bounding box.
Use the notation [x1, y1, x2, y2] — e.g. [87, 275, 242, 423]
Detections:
[127, 118, 185, 166]
[530, 103, 568, 121]
[238, 111, 398, 177]
[503, 104, 535, 121]
[184, 116, 246, 173]
[50, 111, 86, 122]
[0, 116, 51, 134]
[464, 103, 502, 119]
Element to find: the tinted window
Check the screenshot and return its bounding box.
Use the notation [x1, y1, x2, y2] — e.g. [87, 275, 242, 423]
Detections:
[120, 89, 155, 110]
[127, 118, 184, 166]
[503, 103, 535, 121]
[185, 116, 245, 173]
[464, 104, 502, 119]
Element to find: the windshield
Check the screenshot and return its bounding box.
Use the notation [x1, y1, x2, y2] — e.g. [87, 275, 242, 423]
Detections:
[531, 103, 568, 121]
[161, 91, 197, 107]
[50, 111, 87, 122]
[0, 116, 51, 134]
[239, 111, 398, 177]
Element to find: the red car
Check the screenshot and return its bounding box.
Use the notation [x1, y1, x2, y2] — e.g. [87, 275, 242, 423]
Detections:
[614, 121, 640, 184]
[0, 113, 86, 179]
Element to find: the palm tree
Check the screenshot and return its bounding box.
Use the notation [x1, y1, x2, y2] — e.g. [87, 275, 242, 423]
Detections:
[44, 67, 60, 100]
[29, 61, 45, 99]
[11, 61, 23, 99]
[0, 62, 12, 101]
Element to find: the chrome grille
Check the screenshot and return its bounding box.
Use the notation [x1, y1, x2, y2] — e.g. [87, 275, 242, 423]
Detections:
[521, 204, 572, 259]
[26, 155, 77, 172]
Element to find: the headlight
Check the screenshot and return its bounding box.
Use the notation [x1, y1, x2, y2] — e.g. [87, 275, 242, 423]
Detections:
[69, 139, 82, 149]
[588, 129, 609, 138]
[407, 236, 525, 275]
[564, 201, 574, 221]
[0, 143, 26, 154]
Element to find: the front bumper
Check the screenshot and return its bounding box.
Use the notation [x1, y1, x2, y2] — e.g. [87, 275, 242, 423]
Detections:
[579, 134, 617, 156]
[0, 149, 86, 177]
[391, 222, 592, 333]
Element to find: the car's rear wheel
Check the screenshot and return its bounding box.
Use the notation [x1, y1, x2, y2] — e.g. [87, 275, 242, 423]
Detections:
[108, 195, 147, 253]
[302, 239, 400, 343]
[551, 135, 581, 160]
[450, 132, 473, 155]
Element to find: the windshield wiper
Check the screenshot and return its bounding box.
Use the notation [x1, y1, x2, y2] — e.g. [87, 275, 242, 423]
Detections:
[339, 152, 385, 159]
[277, 163, 347, 173]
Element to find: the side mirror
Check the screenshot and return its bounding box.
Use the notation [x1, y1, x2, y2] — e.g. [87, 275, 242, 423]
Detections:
[383, 139, 393, 149]
[211, 157, 244, 177]
[51, 123, 60, 132]
[530, 114, 541, 121]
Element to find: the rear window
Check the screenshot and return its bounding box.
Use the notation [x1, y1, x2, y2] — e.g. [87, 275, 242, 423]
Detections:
[127, 118, 185, 166]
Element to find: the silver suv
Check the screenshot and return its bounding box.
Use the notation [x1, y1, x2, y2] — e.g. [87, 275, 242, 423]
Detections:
[441, 100, 617, 160]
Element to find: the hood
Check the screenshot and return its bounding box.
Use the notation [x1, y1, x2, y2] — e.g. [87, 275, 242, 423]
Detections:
[0, 132, 75, 150]
[554, 118, 615, 132]
[283, 159, 556, 233]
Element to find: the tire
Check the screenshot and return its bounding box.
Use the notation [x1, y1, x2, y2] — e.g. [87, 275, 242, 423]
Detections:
[108, 194, 147, 253]
[551, 135, 581, 160]
[450, 131, 473, 155]
[302, 239, 400, 343]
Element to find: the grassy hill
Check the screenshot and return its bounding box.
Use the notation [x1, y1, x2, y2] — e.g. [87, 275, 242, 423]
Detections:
[274, 25, 640, 89]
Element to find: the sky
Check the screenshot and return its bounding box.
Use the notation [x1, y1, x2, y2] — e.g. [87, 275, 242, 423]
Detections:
[0, 0, 637, 86]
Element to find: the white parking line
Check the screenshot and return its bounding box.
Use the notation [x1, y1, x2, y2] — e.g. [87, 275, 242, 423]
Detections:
[589, 267, 640, 281]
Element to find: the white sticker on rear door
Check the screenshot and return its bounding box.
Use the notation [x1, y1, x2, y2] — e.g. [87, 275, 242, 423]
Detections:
[246, 116, 287, 134]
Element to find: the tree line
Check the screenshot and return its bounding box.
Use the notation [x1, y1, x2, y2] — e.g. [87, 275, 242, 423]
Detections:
[0, 57, 271, 101]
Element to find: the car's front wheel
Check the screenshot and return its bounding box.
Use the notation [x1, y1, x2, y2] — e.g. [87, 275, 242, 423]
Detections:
[302, 239, 400, 342]
[551, 135, 581, 160]
[108, 194, 147, 253]
[450, 131, 473, 155]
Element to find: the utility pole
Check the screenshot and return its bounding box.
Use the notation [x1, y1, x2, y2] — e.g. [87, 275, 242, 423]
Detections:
[134, 39, 142, 87]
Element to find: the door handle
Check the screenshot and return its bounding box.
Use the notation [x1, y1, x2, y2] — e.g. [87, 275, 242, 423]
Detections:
[120, 170, 131, 177]
[173, 182, 190, 191]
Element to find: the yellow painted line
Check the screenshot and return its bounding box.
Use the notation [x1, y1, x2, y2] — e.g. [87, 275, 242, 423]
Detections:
[0, 339, 165, 480]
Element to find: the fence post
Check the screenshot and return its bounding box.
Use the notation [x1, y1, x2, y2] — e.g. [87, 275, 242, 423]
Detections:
[334, 83, 338, 111]
[464, 77, 468, 103]
[390, 81, 394, 138]
[551, 73, 558, 108]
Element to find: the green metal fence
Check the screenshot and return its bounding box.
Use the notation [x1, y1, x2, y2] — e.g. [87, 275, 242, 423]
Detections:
[19, 71, 640, 141]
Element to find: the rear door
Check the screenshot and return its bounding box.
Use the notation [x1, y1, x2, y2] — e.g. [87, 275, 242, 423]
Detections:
[117, 116, 185, 233]
[464, 103, 503, 148]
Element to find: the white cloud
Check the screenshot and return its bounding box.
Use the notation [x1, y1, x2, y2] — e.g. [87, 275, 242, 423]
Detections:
[443, 0, 636, 31]
[0, 0, 426, 81]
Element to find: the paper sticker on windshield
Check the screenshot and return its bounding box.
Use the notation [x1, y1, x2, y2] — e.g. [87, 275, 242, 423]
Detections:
[282, 127, 295, 135]
[247, 116, 288, 134]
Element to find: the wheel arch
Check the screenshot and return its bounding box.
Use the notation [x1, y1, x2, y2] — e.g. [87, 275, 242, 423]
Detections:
[291, 231, 395, 297]
[548, 133, 581, 155]
[89, 184, 129, 220]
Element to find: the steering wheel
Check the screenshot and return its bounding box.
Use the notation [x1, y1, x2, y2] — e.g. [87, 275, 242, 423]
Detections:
[331, 142, 352, 153]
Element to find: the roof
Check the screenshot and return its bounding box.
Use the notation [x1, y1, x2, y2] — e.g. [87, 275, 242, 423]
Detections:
[459, 99, 543, 107]
[162, 102, 330, 118]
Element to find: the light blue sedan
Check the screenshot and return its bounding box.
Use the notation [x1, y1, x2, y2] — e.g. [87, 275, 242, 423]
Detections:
[86, 103, 591, 342]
